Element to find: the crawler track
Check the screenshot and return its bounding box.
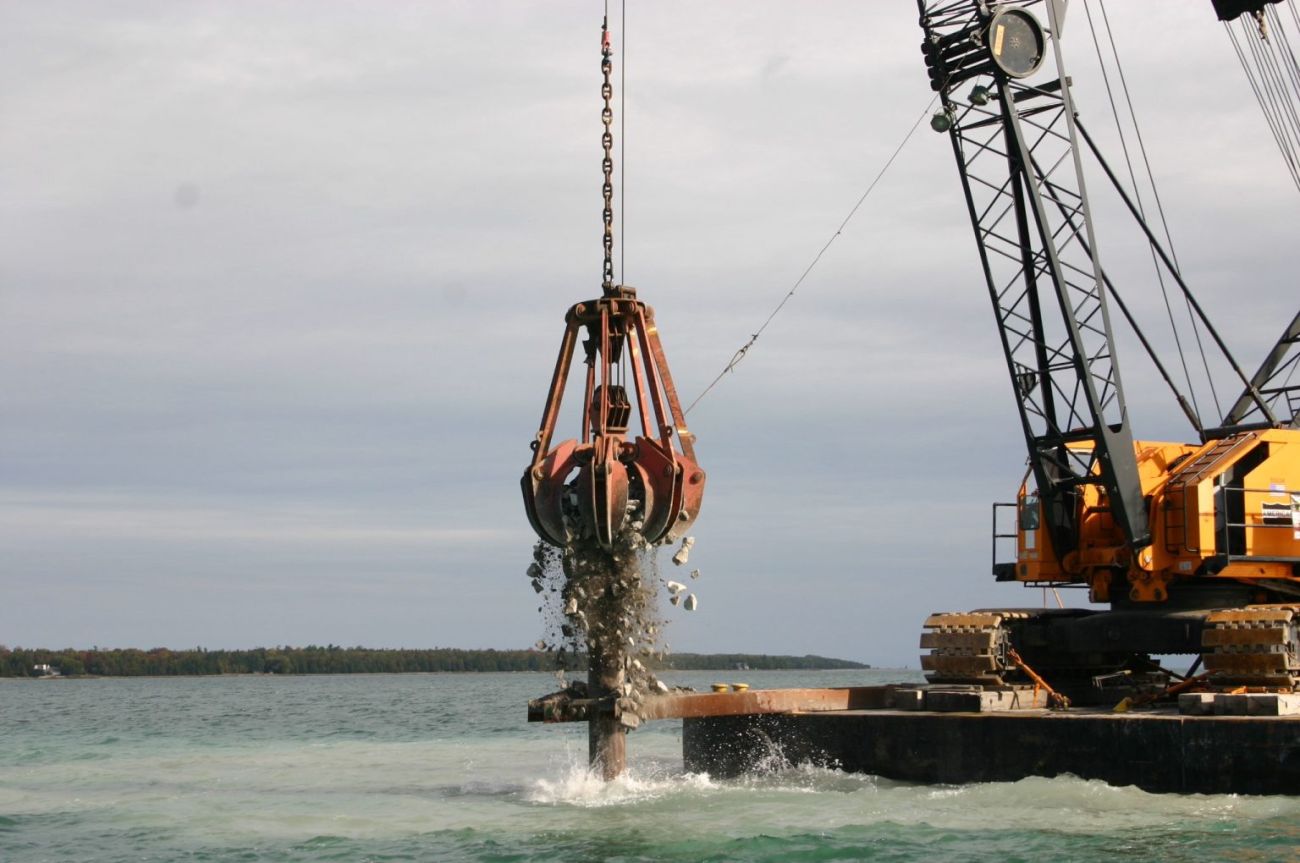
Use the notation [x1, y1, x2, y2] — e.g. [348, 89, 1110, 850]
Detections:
[920, 611, 1029, 685]
[1202, 605, 1300, 689]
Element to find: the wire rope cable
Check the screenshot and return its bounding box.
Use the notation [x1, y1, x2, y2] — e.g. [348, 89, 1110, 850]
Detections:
[685, 95, 937, 415]
[1084, 0, 1210, 424]
[1225, 11, 1300, 191]
[1259, 11, 1300, 153]
[1101, 0, 1223, 419]
[1245, 15, 1300, 172]
[1266, 5, 1300, 111]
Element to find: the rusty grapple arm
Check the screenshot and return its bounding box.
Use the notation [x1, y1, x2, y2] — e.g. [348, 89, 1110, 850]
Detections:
[523, 285, 705, 551]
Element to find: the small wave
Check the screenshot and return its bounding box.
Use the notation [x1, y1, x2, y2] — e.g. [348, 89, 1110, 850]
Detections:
[525, 761, 717, 807]
[732, 760, 885, 795]
[441, 779, 529, 799]
[920, 773, 1300, 818]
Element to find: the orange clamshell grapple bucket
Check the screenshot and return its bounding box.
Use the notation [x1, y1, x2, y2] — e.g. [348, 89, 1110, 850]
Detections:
[522, 285, 705, 551]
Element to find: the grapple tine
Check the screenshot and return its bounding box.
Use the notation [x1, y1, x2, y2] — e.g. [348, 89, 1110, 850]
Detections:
[585, 445, 630, 550]
[669, 452, 705, 542]
[630, 437, 679, 544]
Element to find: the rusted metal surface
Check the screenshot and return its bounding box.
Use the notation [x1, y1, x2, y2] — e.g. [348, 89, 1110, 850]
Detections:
[529, 687, 602, 724]
[640, 687, 888, 719]
[589, 655, 626, 781]
[1007, 648, 1070, 709]
[528, 686, 889, 724]
[521, 287, 706, 551]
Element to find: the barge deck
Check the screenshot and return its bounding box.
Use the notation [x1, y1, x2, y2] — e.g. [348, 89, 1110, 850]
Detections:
[530, 683, 1300, 794]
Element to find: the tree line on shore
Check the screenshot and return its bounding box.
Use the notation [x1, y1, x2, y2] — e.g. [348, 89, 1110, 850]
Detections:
[0, 645, 868, 677]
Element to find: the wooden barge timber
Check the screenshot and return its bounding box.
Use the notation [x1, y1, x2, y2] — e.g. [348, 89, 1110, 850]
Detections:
[529, 684, 1300, 795]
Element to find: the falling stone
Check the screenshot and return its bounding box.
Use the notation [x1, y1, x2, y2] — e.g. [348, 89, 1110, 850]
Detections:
[564, 597, 578, 616]
[669, 594, 680, 606]
[531, 579, 544, 594]
[527, 562, 542, 579]
[672, 536, 695, 566]
[690, 569, 701, 580]
[666, 580, 687, 594]
[684, 594, 698, 611]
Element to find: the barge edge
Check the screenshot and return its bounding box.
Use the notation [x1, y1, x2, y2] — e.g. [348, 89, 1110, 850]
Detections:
[682, 708, 1300, 795]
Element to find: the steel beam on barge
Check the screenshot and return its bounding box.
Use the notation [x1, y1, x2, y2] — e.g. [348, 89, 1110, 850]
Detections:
[528, 686, 889, 724]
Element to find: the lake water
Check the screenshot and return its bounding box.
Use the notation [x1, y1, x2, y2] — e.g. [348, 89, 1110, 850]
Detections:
[3, 669, 1299, 862]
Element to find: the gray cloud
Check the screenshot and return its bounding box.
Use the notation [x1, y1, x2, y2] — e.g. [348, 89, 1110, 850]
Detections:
[2, 2, 1295, 665]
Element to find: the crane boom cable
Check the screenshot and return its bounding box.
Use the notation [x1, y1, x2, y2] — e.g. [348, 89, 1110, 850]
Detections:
[1266, 6, 1300, 108]
[684, 95, 937, 415]
[1099, 0, 1225, 420]
[1226, 19, 1300, 191]
[1091, 1, 1183, 273]
[1098, 0, 1224, 420]
[1245, 15, 1300, 167]
[1260, 10, 1300, 149]
[1030, 152, 1207, 432]
[1076, 119, 1279, 427]
[1241, 21, 1298, 178]
[1230, 24, 1300, 188]
[1084, 0, 1207, 426]
[1259, 7, 1300, 193]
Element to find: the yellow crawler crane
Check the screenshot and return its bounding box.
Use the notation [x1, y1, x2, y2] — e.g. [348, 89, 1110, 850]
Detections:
[917, 0, 1300, 701]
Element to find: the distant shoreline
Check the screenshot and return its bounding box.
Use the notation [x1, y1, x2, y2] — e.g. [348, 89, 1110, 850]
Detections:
[1, 646, 870, 678]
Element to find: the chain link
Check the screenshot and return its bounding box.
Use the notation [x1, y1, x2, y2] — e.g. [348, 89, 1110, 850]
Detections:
[600, 18, 615, 294]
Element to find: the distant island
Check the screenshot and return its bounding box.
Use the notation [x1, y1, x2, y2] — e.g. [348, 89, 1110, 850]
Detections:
[0, 646, 869, 677]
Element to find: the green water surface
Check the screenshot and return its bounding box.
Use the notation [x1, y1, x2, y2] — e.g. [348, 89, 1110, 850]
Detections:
[2, 670, 1298, 862]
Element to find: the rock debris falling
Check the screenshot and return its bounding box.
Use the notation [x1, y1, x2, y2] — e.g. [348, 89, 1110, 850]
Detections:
[530, 531, 700, 728]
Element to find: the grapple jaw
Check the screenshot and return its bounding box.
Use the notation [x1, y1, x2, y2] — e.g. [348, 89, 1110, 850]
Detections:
[521, 439, 580, 547]
[629, 436, 704, 544]
[523, 287, 705, 551]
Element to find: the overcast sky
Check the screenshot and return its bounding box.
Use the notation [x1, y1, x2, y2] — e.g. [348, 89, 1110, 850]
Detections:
[3, 2, 1297, 666]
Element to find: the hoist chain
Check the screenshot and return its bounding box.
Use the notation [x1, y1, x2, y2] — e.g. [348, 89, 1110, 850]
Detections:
[600, 17, 615, 294]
